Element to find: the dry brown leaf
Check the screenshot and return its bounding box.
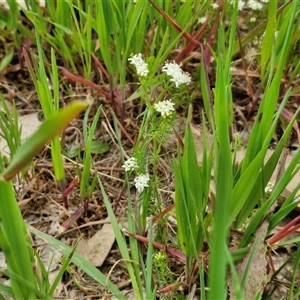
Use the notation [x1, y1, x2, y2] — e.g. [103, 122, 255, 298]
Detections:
[229, 220, 271, 299]
[76, 218, 115, 267]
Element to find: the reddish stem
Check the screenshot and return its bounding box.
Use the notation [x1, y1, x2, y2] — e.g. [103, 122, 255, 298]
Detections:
[59, 67, 111, 101]
[152, 204, 175, 224]
[62, 176, 79, 209]
[91, 53, 109, 79]
[148, 0, 201, 47]
[123, 229, 186, 262]
[62, 176, 79, 198]
[267, 215, 300, 245]
[157, 282, 183, 294]
[175, 18, 209, 63]
[60, 206, 85, 232]
[204, 8, 221, 66]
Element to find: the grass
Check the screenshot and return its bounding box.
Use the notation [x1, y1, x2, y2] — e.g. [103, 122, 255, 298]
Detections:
[0, 0, 300, 299]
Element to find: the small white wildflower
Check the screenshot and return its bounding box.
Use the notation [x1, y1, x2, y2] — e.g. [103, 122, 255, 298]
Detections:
[122, 157, 139, 172]
[128, 53, 149, 77]
[162, 61, 191, 87]
[252, 37, 260, 46]
[265, 182, 274, 194]
[237, 0, 245, 10]
[250, 17, 256, 22]
[134, 173, 150, 193]
[154, 99, 175, 117]
[248, 0, 263, 10]
[211, 2, 219, 9]
[230, 0, 245, 10]
[260, 0, 268, 2]
[197, 16, 207, 24]
[229, 66, 236, 73]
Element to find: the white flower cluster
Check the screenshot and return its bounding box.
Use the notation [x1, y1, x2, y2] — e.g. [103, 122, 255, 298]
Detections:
[122, 157, 150, 193]
[128, 53, 149, 77]
[264, 182, 274, 194]
[229, 0, 269, 11]
[230, 0, 246, 10]
[198, 16, 207, 24]
[134, 173, 150, 193]
[248, 0, 263, 10]
[154, 99, 175, 117]
[162, 61, 191, 88]
[125, 55, 192, 193]
[122, 157, 139, 172]
[128, 54, 191, 88]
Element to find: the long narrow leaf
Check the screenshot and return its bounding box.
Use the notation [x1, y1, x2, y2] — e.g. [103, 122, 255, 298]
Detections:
[1, 100, 90, 181]
[28, 226, 126, 299]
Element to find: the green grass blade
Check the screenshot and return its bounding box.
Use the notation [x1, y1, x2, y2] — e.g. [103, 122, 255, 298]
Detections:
[0, 181, 36, 298]
[174, 120, 207, 271]
[269, 187, 300, 229]
[208, 2, 238, 296]
[28, 226, 126, 299]
[226, 247, 244, 300]
[145, 219, 155, 299]
[80, 104, 102, 198]
[48, 240, 79, 297]
[174, 123, 205, 275]
[97, 175, 144, 299]
[260, 1, 277, 81]
[235, 102, 300, 230]
[242, 1, 297, 171]
[0, 283, 13, 299]
[240, 149, 300, 248]
[94, 1, 114, 77]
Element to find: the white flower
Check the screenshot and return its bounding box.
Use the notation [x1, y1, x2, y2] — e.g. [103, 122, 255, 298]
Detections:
[229, 66, 236, 73]
[211, 3, 219, 9]
[154, 99, 175, 117]
[197, 16, 207, 24]
[230, 0, 245, 10]
[128, 53, 149, 77]
[248, 0, 263, 10]
[162, 61, 191, 87]
[134, 173, 150, 193]
[238, 0, 245, 10]
[122, 157, 139, 172]
[250, 17, 256, 22]
[265, 182, 274, 194]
